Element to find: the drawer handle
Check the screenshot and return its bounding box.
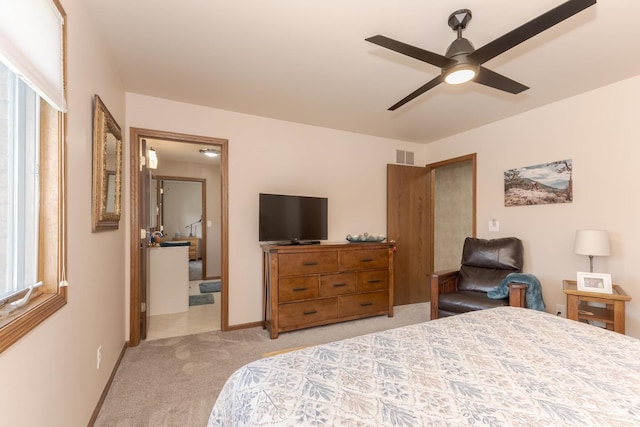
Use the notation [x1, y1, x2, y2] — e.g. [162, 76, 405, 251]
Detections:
[332, 283, 347, 287]
[360, 258, 373, 263]
[302, 261, 318, 266]
[303, 310, 318, 315]
[368, 279, 381, 284]
[292, 287, 308, 292]
[359, 302, 373, 307]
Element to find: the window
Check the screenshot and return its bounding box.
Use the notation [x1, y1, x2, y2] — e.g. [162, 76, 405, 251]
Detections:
[1, 63, 41, 302]
[0, 0, 66, 354]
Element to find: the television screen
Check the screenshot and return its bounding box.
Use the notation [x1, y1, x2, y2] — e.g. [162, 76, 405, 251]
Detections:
[259, 193, 328, 244]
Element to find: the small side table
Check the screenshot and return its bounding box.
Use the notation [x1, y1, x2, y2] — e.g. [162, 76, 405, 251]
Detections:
[563, 280, 631, 334]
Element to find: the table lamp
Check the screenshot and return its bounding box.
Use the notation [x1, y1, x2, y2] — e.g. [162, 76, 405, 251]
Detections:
[573, 229, 610, 273]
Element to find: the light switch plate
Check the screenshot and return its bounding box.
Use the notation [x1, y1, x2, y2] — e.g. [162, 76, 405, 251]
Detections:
[489, 220, 499, 232]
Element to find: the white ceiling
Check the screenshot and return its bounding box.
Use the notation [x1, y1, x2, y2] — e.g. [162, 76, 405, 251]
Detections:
[85, 0, 640, 144]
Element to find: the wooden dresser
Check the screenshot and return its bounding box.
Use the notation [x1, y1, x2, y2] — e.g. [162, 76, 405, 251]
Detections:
[262, 242, 395, 338]
[172, 236, 200, 260]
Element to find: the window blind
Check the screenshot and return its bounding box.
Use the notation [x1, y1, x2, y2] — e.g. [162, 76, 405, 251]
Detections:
[0, 0, 66, 111]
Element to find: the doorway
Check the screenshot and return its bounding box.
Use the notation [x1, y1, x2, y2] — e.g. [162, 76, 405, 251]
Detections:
[429, 155, 476, 271]
[129, 128, 229, 347]
[387, 154, 475, 306]
[152, 177, 206, 280]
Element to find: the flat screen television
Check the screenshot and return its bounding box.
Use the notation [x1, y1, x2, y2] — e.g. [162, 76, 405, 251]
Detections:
[259, 193, 328, 244]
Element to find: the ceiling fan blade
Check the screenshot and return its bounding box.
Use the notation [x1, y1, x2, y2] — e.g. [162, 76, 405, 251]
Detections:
[388, 75, 444, 110]
[366, 35, 455, 69]
[468, 0, 596, 65]
[474, 67, 529, 94]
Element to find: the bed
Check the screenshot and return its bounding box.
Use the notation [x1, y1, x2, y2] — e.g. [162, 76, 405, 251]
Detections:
[208, 307, 640, 426]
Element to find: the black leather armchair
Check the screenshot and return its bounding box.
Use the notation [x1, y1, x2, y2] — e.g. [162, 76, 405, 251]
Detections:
[430, 237, 527, 320]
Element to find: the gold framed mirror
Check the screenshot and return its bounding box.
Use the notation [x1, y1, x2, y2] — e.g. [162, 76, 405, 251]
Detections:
[92, 95, 123, 231]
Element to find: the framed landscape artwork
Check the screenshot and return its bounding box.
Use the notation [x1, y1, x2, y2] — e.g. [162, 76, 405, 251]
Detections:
[504, 159, 573, 207]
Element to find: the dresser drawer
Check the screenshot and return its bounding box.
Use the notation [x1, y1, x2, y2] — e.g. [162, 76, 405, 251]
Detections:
[339, 248, 388, 271]
[320, 273, 356, 297]
[279, 298, 338, 328]
[279, 276, 319, 302]
[357, 270, 389, 292]
[279, 251, 338, 277]
[339, 291, 388, 318]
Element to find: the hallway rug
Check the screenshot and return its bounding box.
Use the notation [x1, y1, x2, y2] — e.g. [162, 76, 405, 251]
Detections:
[189, 260, 203, 281]
[189, 294, 214, 306]
[199, 280, 221, 293]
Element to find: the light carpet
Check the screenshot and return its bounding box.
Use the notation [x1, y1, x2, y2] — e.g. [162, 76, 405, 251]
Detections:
[94, 302, 430, 426]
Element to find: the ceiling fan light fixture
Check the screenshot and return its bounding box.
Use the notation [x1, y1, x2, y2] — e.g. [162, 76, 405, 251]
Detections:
[199, 148, 219, 158]
[444, 64, 478, 85]
[445, 68, 476, 84]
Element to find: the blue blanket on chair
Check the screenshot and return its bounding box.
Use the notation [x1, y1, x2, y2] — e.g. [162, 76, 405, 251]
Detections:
[487, 273, 545, 311]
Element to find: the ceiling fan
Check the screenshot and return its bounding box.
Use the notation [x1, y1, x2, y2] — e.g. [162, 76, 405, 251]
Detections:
[366, 0, 596, 110]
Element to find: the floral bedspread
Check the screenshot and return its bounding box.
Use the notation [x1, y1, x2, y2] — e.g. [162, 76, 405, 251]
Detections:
[208, 307, 640, 426]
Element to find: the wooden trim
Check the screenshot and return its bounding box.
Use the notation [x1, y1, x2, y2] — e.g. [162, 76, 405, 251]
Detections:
[87, 342, 128, 427]
[225, 321, 264, 332]
[201, 179, 207, 267]
[387, 245, 395, 316]
[425, 153, 476, 170]
[129, 128, 230, 347]
[0, 83, 68, 354]
[0, 294, 66, 354]
[219, 139, 229, 332]
[427, 166, 435, 276]
[129, 129, 141, 346]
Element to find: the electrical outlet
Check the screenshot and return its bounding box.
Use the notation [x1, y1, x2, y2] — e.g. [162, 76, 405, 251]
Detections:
[97, 345, 102, 370]
[556, 304, 566, 318]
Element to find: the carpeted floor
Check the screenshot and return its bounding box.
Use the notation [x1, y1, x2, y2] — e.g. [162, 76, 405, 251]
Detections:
[94, 302, 430, 426]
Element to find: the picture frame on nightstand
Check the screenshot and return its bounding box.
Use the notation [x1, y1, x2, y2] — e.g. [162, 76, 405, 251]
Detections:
[577, 272, 612, 294]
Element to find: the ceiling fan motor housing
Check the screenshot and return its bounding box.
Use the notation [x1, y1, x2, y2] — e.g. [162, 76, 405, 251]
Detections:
[444, 38, 478, 78]
[445, 37, 475, 58]
[444, 10, 478, 79]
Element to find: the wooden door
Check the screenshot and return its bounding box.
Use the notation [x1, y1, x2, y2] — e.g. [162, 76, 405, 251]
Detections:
[139, 138, 151, 340]
[387, 164, 431, 305]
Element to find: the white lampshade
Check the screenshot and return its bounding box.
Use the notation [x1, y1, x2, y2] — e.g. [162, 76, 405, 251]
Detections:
[574, 229, 610, 256]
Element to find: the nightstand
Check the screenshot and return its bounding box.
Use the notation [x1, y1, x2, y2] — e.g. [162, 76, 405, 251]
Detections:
[563, 280, 631, 334]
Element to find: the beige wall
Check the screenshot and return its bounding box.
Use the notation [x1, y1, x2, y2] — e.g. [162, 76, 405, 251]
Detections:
[0, 0, 127, 425]
[424, 75, 640, 338]
[125, 93, 426, 327]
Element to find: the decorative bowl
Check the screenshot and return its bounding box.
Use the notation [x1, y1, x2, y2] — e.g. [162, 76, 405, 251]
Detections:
[346, 233, 386, 243]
